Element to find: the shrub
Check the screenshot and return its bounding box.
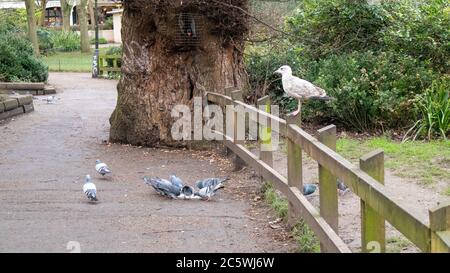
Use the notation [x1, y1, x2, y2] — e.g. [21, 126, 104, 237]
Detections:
[90, 37, 108, 45]
[50, 31, 80, 52]
[245, 0, 449, 135]
[102, 17, 114, 30]
[404, 78, 450, 141]
[37, 28, 57, 53]
[0, 32, 48, 82]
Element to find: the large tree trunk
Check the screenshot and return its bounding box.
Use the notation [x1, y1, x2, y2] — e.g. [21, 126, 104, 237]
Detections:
[88, 0, 95, 26]
[79, 0, 90, 52]
[38, 0, 48, 26]
[109, 0, 250, 147]
[25, 0, 40, 56]
[60, 0, 72, 31]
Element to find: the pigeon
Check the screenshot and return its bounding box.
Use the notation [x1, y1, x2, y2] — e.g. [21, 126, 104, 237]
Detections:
[194, 183, 224, 200]
[303, 183, 317, 196]
[95, 159, 111, 176]
[45, 95, 55, 104]
[274, 65, 332, 116]
[337, 179, 350, 195]
[195, 177, 229, 190]
[143, 176, 182, 199]
[169, 175, 185, 189]
[83, 174, 98, 202]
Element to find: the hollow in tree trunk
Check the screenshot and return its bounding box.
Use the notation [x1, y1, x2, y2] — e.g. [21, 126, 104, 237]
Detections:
[109, 0, 250, 147]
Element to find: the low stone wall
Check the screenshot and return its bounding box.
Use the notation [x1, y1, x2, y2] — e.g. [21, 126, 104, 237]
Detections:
[0, 94, 34, 121]
[0, 82, 56, 95]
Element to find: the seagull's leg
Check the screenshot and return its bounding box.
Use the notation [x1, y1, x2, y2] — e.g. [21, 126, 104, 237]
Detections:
[289, 99, 301, 116]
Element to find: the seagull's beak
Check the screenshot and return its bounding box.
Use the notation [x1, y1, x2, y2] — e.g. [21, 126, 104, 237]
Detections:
[274, 69, 281, 75]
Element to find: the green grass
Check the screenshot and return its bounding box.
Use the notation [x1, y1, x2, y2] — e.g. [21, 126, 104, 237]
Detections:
[262, 182, 320, 253]
[443, 187, 450, 196]
[336, 137, 450, 185]
[41, 48, 114, 72]
[386, 236, 415, 253]
[41, 51, 93, 72]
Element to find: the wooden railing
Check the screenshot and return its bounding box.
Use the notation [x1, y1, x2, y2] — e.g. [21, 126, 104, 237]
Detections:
[98, 55, 121, 76]
[206, 89, 450, 253]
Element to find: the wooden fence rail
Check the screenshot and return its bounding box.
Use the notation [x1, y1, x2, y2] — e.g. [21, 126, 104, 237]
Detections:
[98, 55, 121, 76]
[206, 90, 450, 253]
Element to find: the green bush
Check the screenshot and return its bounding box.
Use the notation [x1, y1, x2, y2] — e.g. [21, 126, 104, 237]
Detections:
[90, 37, 108, 45]
[37, 28, 57, 53]
[245, 0, 449, 134]
[102, 17, 114, 30]
[404, 78, 450, 141]
[50, 31, 80, 52]
[0, 32, 48, 82]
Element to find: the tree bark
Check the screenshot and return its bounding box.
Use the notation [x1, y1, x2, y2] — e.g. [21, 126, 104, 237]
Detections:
[38, 0, 48, 26]
[109, 1, 250, 147]
[25, 0, 40, 56]
[79, 0, 90, 52]
[60, 0, 72, 31]
[88, 0, 96, 26]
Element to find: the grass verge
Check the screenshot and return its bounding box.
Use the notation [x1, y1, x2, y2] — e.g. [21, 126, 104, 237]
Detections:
[337, 137, 450, 185]
[262, 182, 320, 253]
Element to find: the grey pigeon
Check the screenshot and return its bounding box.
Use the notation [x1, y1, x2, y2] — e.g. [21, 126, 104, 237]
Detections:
[95, 159, 111, 176]
[194, 183, 224, 200]
[195, 177, 229, 190]
[83, 175, 98, 202]
[337, 179, 349, 195]
[144, 176, 182, 199]
[303, 183, 317, 196]
[169, 175, 185, 189]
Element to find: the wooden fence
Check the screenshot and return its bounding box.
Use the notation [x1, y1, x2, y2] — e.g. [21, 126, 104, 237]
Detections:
[98, 55, 121, 76]
[206, 89, 450, 253]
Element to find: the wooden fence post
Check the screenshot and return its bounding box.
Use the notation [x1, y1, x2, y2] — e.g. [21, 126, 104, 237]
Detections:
[429, 202, 450, 253]
[318, 125, 338, 252]
[286, 115, 302, 227]
[360, 149, 386, 253]
[230, 90, 246, 171]
[257, 96, 273, 168]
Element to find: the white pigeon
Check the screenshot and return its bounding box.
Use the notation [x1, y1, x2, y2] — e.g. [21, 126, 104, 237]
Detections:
[274, 65, 330, 116]
[95, 159, 111, 176]
[83, 174, 98, 202]
[46, 95, 55, 104]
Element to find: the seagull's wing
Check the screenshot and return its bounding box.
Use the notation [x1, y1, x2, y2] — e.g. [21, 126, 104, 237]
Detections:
[285, 76, 326, 98]
[83, 182, 98, 201]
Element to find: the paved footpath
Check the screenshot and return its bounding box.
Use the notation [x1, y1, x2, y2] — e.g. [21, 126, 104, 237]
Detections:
[0, 73, 296, 253]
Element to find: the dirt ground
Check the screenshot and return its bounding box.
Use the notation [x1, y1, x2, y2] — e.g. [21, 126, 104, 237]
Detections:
[0, 73, 297, 253]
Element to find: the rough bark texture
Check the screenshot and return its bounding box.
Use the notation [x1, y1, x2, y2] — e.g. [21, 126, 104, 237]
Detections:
[25, 0, 40, 57]
[60, 0, 72, 32]
[79, 0, 90, 52]
[109, 0, 250, 147]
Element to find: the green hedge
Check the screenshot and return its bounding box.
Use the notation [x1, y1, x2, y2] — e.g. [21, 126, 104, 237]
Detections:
[246, 0, 449, 133]
[0, 32, 48, 82]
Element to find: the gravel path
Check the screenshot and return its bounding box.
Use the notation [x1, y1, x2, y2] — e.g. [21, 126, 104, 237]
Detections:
[0, 73, 296, 253]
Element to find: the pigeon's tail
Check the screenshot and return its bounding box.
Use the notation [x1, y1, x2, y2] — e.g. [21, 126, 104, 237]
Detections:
[99, 166, 111, 175]
[86, 190, 98, 202]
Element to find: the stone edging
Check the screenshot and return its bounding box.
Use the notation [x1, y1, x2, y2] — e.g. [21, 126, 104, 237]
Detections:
[0, 94, 34, 121]
[0, 82, 56, 95]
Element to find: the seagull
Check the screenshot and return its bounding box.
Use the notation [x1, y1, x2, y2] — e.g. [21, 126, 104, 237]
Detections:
[195, 177, 229, 190]
[83, 175, 98, 202]
[303, 183, 317, 196]
[95, 159, 111, 176]
[144, 176, 182, 199]
[274, 65, 332, 116]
